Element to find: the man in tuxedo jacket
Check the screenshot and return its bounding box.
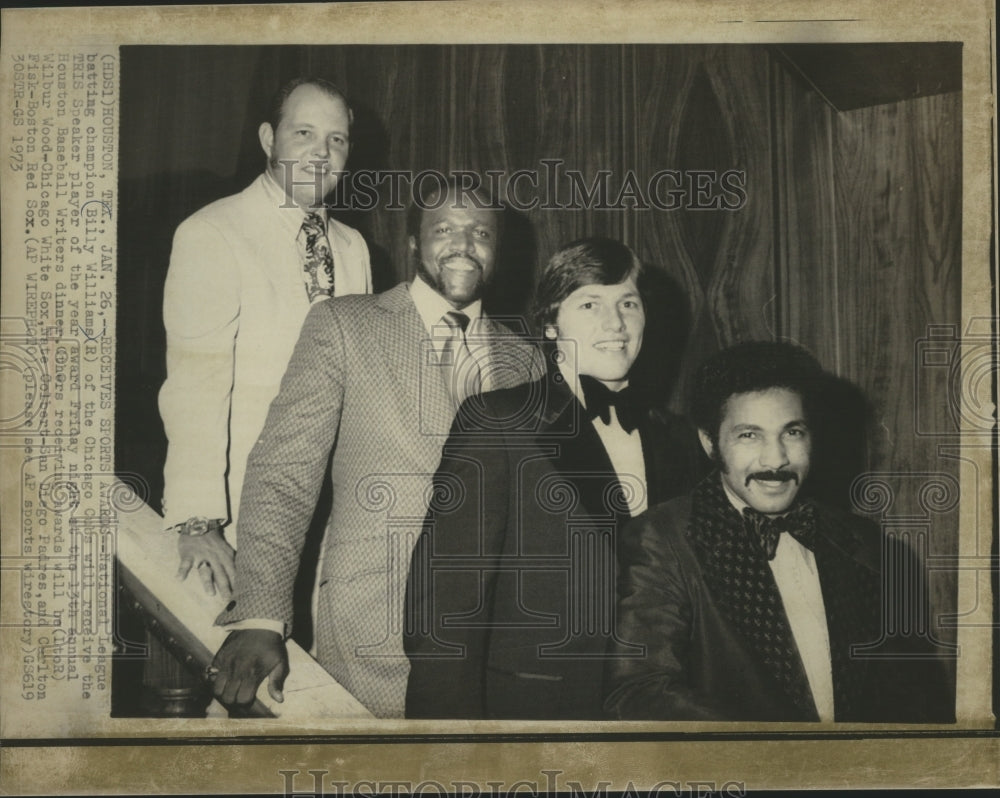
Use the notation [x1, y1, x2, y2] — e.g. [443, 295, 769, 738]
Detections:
[208, 179, 544, 718]
[404, 238, 705, 719]
[159, 77, 372, 595]
[605, 341, 953, 722]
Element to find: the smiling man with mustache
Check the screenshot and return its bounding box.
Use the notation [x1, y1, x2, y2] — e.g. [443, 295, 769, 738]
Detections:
[207, 179, 544, 718]
[412, 202, 496, 308]
[605, 341, 952, 723]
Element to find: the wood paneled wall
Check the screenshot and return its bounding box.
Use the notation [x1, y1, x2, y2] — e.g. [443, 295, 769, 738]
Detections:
[773, 69, 961, 657]
[117, 44, 962, 659]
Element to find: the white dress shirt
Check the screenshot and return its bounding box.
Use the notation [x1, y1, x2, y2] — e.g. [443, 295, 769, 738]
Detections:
[410, 276, 490, 392]
[721, 479, 835, 721]
[560, 366, 648, 517]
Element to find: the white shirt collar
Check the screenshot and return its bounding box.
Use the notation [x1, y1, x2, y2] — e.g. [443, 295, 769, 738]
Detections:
[409, 275, 483, 337]
[261, 169, 324, 222]
[259, 171, 360, 251]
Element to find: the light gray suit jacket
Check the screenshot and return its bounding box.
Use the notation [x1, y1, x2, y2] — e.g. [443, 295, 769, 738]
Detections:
[159, 174, 372, 531]
[217, 283, 544, 717]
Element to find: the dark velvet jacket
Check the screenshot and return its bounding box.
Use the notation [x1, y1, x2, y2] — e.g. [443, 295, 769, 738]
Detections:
[605, 475, 954, 722]
[403, 369, 706, 719]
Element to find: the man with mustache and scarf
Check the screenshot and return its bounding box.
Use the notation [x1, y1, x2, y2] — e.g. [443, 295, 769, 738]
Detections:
[207, 178, 543, 718]
[605, 341, 952, 722]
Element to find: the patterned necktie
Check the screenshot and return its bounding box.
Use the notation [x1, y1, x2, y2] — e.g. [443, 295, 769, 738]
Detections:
[439, 310, 482, 404]
[578, 374, 643, 433]
[297, 212, 335, 302]
[743, 501, 817, 560]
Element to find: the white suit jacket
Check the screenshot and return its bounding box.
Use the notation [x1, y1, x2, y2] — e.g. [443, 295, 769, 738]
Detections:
[159, 173, 372, 532]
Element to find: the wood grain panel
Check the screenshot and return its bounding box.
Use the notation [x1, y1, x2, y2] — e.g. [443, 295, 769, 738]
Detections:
[831, 93, 961, 656]
[627, 46, 700, 284]
[627, 46, 705, 407]
[772, 59, 841, 369]
[629, 45, 777, 407]
[699, 46, 777, 346]
[833, 96, 962, 471]
[494, 45, 591, 319]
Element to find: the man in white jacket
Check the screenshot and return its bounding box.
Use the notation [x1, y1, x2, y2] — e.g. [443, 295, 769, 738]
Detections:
[158, 76, 372, 596]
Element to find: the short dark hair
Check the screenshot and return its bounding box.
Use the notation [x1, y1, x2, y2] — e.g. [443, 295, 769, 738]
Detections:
[532, 237, 645, 332]
[266, 76, 352, 131]
[405, 174, 505, 247]
[690, 341, 824, 444]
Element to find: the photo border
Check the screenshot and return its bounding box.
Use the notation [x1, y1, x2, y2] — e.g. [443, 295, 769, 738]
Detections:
[1, 1, 996, 793]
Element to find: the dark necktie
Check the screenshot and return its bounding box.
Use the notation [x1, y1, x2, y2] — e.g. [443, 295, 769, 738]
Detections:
[579, 374, 643, 433]
[298, 212, 335, 302]
[742, 501, 817, 560]
[439, 311, 482, 403]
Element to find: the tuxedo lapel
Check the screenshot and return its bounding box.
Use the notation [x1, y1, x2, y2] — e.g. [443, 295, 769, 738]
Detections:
[636, 415, 664, 507]
[687, 476, 818, 719]
[478, 316, 543, 392]
[533, 374, 629, 523]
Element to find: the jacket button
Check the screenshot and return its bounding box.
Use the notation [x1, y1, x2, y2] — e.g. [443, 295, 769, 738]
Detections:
[225, 600, 236, 611]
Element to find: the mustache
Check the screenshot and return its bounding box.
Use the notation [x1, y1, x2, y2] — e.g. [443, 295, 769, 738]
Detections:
[441, 252, 483, 270]
[746, 471, 799, 487]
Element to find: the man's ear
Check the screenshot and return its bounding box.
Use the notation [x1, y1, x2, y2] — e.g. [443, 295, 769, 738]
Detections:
[407, 235, 418, 258]
[258, 122, 275, 160]
[697, 429, 715, 460]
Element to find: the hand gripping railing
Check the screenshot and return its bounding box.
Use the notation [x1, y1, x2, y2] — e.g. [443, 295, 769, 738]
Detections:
[113, 479, 373, 719]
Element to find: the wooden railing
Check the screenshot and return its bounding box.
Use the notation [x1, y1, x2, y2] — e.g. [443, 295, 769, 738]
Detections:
[113, 479, 373, 719]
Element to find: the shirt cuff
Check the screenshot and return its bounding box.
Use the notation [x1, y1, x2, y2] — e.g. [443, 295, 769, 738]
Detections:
[223, 618, 286, 637]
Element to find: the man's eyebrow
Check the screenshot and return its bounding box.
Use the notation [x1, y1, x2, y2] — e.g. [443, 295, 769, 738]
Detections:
[432, 215, 492, 225]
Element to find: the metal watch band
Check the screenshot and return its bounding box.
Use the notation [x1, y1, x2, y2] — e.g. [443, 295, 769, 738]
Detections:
[172, 517, 223, 536]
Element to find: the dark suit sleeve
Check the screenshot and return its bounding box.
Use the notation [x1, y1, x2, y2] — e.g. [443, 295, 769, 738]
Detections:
[605, 508, 734, 720]
[404, 410, 510, 718]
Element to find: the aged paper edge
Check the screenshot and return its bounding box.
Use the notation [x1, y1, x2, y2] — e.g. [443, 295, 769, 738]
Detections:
[0, 0, 996, 793]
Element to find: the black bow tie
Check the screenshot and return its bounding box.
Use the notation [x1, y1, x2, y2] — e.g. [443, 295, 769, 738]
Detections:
[578, 374, 643, 434]
[742, 501, 817, 560]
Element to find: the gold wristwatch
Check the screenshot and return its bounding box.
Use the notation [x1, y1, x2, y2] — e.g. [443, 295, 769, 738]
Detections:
[172, 517, 223, 536]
